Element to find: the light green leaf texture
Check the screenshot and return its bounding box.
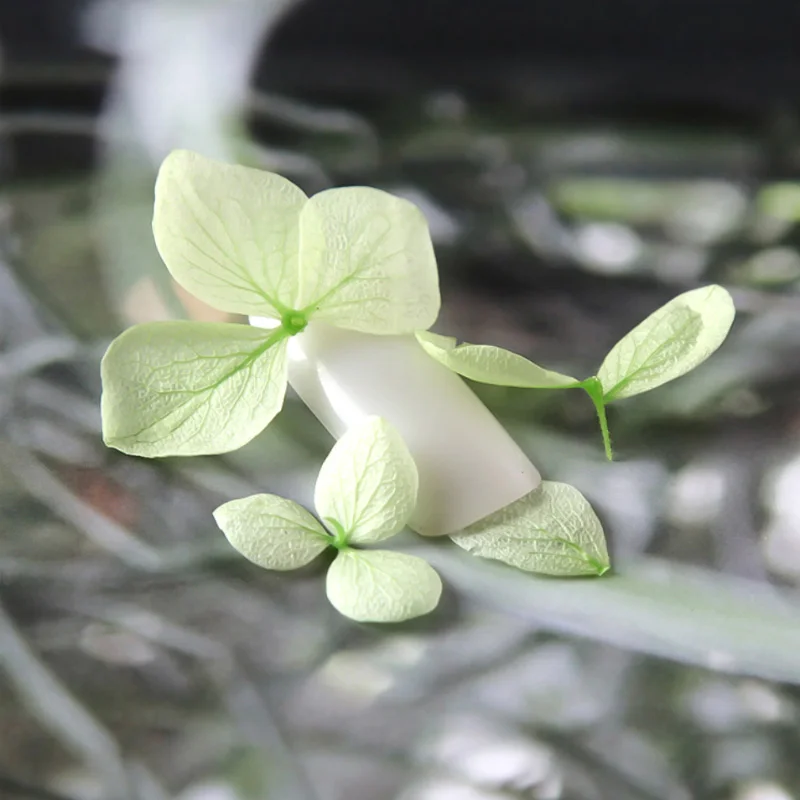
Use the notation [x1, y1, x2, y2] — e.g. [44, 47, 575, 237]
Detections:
[214, 494, 330, 571]
[451, 481, 610, 577]
[314, 417, 418, 545]
[416, 331, 578, 388]
[597, 284, 735, 401]
[326, 549, 442, 622]
[101, 321, 288, 457]
[297, 186, 441, 334]
[153, 149, 308, 317]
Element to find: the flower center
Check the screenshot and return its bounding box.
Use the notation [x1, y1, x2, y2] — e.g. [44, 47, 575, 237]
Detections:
[325, 518, 350, 550]
[281, 310, 308, 335]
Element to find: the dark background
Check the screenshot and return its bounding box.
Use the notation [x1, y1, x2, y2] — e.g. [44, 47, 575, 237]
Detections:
[6, 1, 800, 114]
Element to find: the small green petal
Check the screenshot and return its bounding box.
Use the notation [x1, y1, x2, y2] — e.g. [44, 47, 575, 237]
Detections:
[153, 149, 307, 317]
[314, 417, 418, 545]
[451, 481, 610, 577]
[326, 549, 442, 622]
[416, 331, 578, 388]
[598, 284, 735, 401]
[297, 186, 441, 334]
[101, 321, 288, 457]
[214, 494, 329, 570]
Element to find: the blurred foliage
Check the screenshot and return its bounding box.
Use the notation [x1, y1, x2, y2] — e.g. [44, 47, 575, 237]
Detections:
[2, 3, 800, 800]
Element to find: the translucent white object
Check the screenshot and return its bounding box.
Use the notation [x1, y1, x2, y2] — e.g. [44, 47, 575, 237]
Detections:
[251, 317, 541, 536]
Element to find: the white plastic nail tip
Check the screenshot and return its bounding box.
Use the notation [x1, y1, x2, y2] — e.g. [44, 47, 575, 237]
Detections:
[251, 317, 540, 536]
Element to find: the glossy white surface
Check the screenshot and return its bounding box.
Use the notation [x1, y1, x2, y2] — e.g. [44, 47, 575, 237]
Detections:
[251, 317, 540, 536]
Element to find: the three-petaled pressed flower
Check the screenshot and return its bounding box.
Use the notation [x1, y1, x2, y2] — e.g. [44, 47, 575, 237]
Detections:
[214, 416, 442, 623]
[101, 149, 440, 458]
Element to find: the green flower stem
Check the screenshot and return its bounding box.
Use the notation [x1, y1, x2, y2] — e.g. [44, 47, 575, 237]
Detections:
[280, 310, 308, 335]
[581, 377, 613, 461]
[325, 518, 350, 550]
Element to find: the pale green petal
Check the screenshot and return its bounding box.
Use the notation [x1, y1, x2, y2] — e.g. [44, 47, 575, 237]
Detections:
[326, 549, 442, 622]
[314, 417, 418, 544]
[416, 331, 578, 388]
[153, 150, 308, 317]
[297, 186, 440, 334]
[101, 321, 288, 457]
[598, 284, 735, 401]
[451, 481, 610, 577]
[214, 494, 330, 570]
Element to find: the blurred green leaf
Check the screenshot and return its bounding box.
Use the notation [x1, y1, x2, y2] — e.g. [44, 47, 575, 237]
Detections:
[757, 182, 800, 221]
[551, 178, 676, 222]
[421, 547, 800, 685]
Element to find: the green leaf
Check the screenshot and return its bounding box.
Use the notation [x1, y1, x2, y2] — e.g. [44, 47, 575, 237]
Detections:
[213, 494, 330, 570]
[153, 149, 308, 317]
[450, 481, 610, 577]
[416, 331, 578, 388]
[314, 417, 418, 544]
[757, 182, 800, 221]
[297, 186, 441, 334]
[597, 284, 735, 402]
[326, 549, 442, 622]
[101, 321, 289, 457]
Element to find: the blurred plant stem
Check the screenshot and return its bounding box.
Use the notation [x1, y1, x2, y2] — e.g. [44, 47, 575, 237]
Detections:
[415, 544, 800, 684]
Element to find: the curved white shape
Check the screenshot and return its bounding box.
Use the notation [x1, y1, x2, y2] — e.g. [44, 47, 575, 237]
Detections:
[91, 0, 299, 163]
[251, 317, 541, 536]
